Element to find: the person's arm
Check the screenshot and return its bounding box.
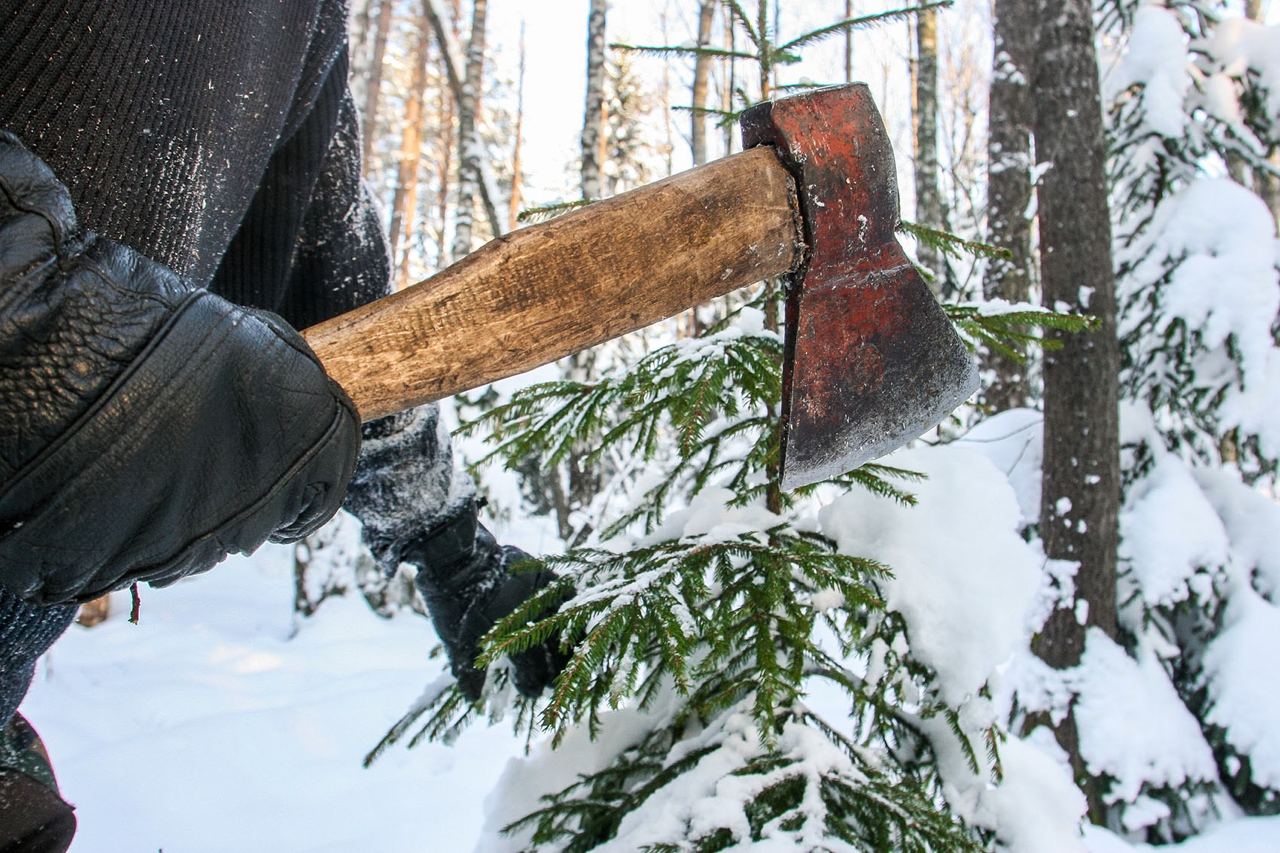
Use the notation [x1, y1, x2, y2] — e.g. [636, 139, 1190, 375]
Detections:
[0, 130, 361, 605]
[244, 50, 565, 700]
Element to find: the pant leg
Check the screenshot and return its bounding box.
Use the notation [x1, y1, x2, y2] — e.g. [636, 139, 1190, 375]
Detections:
[0, 715, 75, 853]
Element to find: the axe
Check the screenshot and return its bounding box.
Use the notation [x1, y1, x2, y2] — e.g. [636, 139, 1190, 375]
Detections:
[303, 84, 978, 489]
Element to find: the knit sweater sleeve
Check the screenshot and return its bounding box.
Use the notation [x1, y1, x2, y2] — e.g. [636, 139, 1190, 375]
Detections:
[230, 40, 473, 573]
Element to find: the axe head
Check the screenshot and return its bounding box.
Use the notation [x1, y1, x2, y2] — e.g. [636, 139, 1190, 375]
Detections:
[741, 85, 979, 490]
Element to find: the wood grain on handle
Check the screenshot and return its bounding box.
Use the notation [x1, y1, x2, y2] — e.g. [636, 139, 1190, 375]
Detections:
[303, 146, 802, 422]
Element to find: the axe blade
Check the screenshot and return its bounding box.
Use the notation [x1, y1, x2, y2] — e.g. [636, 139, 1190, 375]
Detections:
[741, 85, 979, 490]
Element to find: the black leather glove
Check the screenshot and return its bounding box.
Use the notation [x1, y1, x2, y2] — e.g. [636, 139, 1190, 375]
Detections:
[405, 497, 568, 701]
[0, 131, 361, 605]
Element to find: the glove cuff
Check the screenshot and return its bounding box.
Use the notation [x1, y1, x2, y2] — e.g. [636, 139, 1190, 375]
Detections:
[343, 404, 473, 575]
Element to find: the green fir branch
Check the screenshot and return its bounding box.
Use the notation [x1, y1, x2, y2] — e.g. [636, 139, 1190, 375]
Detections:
[899, 219, 1012, 262]
[607, 43, 757, 62]
[945, 303, 1097, 361]
[779, 2, 955, 53]
[723, 0, 760, 48]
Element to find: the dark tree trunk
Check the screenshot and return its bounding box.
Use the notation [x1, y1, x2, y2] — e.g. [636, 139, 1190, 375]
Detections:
[434, 45, 455, 269]
[982, 0, 1035, 411]
[1030, 0, 1121, 822]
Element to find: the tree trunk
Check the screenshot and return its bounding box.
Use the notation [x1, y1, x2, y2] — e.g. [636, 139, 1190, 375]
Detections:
[360, 0, 394, 170]
[691, 1, 716, 167]
[349, 0, 377, 81]
[435, 48, 455, 268]
[581, 0, 608, 201]
[388, 8, 433, 284]
[982, 0, 1035, 411]
[508, 21, 526, 228]
[1244, 0, 1280, 232]
[844, 0, 854, 83]
[1030, 0, 1121, 822]
[450, 0, 488, 261]
[427, 0, 504, 245]
[723, 3, 736, 156]
[912, 7, 943, 284]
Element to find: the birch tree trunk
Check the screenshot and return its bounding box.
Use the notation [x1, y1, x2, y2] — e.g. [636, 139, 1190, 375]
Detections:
[451, 0, 488, 261]
[360, 0, 394, 170]
[435, 47, 455, 268]
[388, 8, 432, 282]
[982, 0, 1034, 410]
[508, 21, 526, 228]
[427, 0, 504, 245]
[580, 0, 608, 201]
[912, 7, 943, 283]
[1030, 0, 1121, 821]
[691, 0, 716, 167]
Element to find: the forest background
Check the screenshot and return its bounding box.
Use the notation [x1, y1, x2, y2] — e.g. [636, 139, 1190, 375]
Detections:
[24, 0, 1280, 851]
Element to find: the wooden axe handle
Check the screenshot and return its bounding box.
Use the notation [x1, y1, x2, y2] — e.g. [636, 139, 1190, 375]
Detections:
[302, 146, 802, 422]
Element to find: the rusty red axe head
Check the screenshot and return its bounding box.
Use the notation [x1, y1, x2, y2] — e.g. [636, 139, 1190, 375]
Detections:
[740, 85, 979, 490]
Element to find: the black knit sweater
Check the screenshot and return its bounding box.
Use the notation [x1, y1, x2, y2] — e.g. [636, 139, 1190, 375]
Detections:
[0, 0, 399, 723]
[0, 0, 388, 322]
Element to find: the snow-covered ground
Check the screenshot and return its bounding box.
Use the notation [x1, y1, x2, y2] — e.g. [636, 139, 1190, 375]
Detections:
[22, 544, 526, 853]
[22, 528, 1280, 852]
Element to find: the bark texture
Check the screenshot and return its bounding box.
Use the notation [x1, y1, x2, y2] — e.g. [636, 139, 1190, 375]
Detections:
[580, 0, 608, 201]
[360, 0, 394, 169]
[983, 0, 1035, 410]
[388, 7, 432, 285]
[691, 1, 716, 167]
[1030, 0, 1121, 822]
[450, 0, 488, 261]
[508, 21, 526, 228]
[912, 8, 942, 282]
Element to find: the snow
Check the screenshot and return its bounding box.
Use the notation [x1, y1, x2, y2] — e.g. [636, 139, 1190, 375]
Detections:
[1120, 176, 1280, 459]
[1195, 467, 1280, 600]
[954, 408, 1044, 524]
[819, 446, 1041, 708]
[1202, 17, 1280, 128]
[1070, 631, 1219, 815]
[986, 735, 1087, 853]
[1120, 453, 1230, 607]
[1201, 588, 1280, 790]
[1087, 816, 1280, 852]
[1113, 7, 1191, 139]
[22, 546, 526, 853]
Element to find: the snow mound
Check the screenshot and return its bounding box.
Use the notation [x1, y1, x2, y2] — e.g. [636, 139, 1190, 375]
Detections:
[819, 446, 1041, 707]
[1071, 631, 1218, 815]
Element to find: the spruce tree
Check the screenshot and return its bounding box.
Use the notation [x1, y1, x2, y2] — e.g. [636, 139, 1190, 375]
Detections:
[364, 6, 1090, 850]
[994, 1, 1280, 841]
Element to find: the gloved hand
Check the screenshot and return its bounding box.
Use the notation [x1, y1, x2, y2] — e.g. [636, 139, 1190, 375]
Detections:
[405, 497, 569, 701]
[0, 131, 361, 605]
